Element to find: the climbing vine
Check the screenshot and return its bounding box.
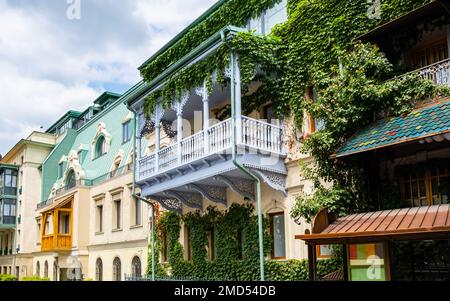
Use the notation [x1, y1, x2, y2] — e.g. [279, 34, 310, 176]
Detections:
[141, 0, 450, 263]
[147, 204, 340, 280]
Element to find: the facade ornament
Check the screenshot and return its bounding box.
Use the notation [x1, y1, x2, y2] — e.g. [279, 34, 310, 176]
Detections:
[91, 122, 112, 159]
[172, 91, 190, 116]
[251, 169, 287, 197]
[214, 175, 255, 201]
[186, 183, 227, 205]
[153, 196, 182, 213]
[163, 190, 203, 210]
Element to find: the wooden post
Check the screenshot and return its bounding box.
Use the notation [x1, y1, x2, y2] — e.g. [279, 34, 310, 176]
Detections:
[342, 243, 349, 281]
[308, 243, 317, 281]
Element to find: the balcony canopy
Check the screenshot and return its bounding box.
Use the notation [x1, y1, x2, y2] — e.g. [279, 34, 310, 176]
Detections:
[296, 204, 450, 244]
[336, 98, 450, 158]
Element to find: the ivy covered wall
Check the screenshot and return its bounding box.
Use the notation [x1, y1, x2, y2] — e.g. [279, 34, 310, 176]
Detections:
[141, 0, 450, 279]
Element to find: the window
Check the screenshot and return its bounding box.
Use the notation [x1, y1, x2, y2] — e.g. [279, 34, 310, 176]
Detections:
[113, 257, 121, 281]
[78, 151, 84, 163]
[412, 39, 448, 68]
[122, 121, 132, 143]
[36, 261, 40, 277]
[185, 226, 192, 261]
[95, 136, 107, 158]
[161, 230, 169, 263]
[58, 163, 64, 179]
[3, 169, 18, 195]
[270, 212, 286, 259]
[44, 261, 48, 278]
[131, 256, 141, 278]
[95, 258, 103, 281]
[208, 228, 217, 261]
[348, 243, 387, 281]
[400, 166, 449, 207]
[65, 169, 76, 190]
[113, 196, 122, 230]
[96, 205, 103, 233]
[58, 212, 70, 234]
[134, 198, 142, 226]
[2, 199, 16, 225]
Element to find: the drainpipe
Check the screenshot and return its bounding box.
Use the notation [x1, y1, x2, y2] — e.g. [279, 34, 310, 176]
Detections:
[230, 51, 265, 281]
[130, 112, 156, 281]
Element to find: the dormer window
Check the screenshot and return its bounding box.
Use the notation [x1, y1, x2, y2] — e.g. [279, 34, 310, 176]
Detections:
[95, 136, 107, 159]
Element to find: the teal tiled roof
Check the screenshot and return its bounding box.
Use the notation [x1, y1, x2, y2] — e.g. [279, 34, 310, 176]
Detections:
[336, 99, 450, 157]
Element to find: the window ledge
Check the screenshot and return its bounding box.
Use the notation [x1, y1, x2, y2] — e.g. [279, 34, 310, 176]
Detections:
[95, 231, 104, 236]
[130, 224, 143, 230]
[112, 228, 123, 233]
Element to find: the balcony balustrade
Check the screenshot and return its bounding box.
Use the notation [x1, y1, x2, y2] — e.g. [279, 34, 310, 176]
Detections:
[138, 116, 284, 181]
[404, 58, 450, 87]
[41, 234, 72, 252]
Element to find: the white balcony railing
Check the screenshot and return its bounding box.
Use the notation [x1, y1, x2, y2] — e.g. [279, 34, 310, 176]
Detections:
[138, 116, 284, 180]
[416, 58, 450, 87]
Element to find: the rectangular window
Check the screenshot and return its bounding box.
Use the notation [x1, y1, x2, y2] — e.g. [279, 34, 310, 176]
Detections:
[114, 199, 121, 230]
[185, 226, 192, 261]
[270, 212, 286, 259]
[122, 121, 132, 143]
[162, 231, 168, 262]
[135, 198, 142, 226]
[400, 166, 448, 207]
[348, 243, 387, 281]
[96, 205, 103, 233]
[413, 39, 448, 68]
[58, 163, 64, 179]
[58, 212, 70, 234]
[3, 170, 18, 195]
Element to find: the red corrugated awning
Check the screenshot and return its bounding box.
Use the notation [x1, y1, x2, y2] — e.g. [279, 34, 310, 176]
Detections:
[296, 204, 450, 244]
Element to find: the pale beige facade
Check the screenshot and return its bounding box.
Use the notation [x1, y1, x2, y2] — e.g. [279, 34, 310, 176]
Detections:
[0, 131, 56, 279]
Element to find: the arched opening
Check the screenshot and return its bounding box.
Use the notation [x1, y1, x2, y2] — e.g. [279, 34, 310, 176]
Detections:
[95, 258, 103, 281]
[65, 169, 76, 190]
[131, 256, 141, 278]
[44, 261, 48, 278]
[36, 261, 40, 277]
[113, 257, 121, 281]
[95, 135, 107, 158]
[53, 261, 58, 281]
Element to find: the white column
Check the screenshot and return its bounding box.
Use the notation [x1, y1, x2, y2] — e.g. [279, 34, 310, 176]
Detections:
[202, 81, 210, 154]
[235, 54, 242, 145]
[177, 112, 183, 164]
[153, 105, 162, 173]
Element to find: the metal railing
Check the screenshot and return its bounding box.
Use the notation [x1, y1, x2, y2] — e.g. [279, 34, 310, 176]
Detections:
[138, 116, 284, 180]
[401, 58, 450, 87]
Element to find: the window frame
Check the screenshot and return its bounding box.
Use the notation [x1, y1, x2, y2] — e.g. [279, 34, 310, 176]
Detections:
[269, 212, 287, 260]
[122, 121, 132, 144]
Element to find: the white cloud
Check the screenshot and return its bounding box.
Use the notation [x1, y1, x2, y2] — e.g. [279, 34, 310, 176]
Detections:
[0, 0, 217, 155]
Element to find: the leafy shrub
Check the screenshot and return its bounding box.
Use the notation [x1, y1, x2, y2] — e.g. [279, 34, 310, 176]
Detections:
[21, 276, 50, 281]
[0, 274, 17, 281]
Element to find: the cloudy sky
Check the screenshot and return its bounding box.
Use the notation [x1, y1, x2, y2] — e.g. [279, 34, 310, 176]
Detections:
[0, 0, 217, 155]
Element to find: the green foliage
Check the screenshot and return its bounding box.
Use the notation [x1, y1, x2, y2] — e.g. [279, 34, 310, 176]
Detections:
[292, 42, 450, 222]
[21, 276, 50, 281]
[0, 274, 17, 281]
[140, 0, 282, 81]
[147, 203, 341, 280]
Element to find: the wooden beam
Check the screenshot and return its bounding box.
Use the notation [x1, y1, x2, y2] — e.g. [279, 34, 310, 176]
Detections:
[307, 243, 317, 281]
[342, 243, 349, 281]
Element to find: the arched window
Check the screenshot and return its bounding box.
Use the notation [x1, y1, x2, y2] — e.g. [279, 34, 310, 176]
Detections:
[66, 169, 76, 190]
[95, 136, 107, 158]
[131, 256, 141, 278]
[44, 261, 48, 278]
[36, 261, 40, 277]
[95, 258, 103, 281]
[113, 257, 121, 281]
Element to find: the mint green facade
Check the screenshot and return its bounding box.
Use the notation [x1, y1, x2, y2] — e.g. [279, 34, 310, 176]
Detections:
[40, 92, 136, 203]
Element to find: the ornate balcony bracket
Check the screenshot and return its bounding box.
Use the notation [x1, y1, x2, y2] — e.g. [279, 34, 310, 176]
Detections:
[171, 91, 190, 116]
[186, 183, 227, 206]
[162, 190, 203, 210]
[251, 169, 288, 197]
[213, 175, 255, 201]
[153, 196, 182, 214]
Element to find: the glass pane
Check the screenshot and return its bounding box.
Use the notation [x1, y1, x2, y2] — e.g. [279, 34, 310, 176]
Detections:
[419, 177, 427, 206]
[272, 214, 286, 258]
[412, 179, 419, 207]
[348, 243, 386, 281]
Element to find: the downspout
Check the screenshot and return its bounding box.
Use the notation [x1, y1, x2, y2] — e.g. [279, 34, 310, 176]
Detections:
[229, 51, 265, 281]
[130, 111, 156, 281]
